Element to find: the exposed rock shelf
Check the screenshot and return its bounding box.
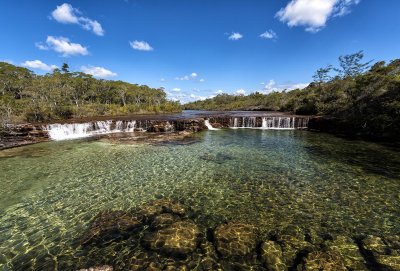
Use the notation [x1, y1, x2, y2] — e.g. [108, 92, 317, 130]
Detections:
[0, 113, 312, 149]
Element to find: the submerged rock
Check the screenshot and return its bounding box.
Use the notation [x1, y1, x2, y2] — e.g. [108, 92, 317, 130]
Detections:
[142, 220, 200, 257]
[361, 235, 400, 270]
[214, 222, 258, 258]
[326, 235, 368, 270]
[260, 241, 286, 271]
[77, 265, 113, 271]
[274, 227, 315, 268]
[199, 152, 233, 164]
[138, 199, 187, 221]
[80, 210, 142, 245]
[150, 213, 181, 229]
[299, 251, 347, 271]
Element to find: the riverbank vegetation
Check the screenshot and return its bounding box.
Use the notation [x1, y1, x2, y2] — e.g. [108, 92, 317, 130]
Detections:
[0, 62, 181, 126]
[185, 52, 400, 140]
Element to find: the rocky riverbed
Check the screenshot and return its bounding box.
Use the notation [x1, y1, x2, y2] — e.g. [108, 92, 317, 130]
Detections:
[77, 199, 400, 271]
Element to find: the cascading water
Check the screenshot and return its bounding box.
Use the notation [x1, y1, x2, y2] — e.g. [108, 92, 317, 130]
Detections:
[44, 120, 137, 141]
[204, 120, 219, 130]
[230, 116, 309, 130]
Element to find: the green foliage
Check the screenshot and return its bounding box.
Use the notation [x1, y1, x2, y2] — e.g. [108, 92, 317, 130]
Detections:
[185, 53, 400, 140]
[0, 62, 181, 125]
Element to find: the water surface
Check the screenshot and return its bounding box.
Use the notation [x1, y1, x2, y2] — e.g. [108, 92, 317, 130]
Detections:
[0, 130, 399, 270]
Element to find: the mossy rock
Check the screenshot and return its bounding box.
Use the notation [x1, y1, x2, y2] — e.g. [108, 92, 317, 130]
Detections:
[80, 210, 142, 245]
[214, 222, 258, 258]
[142, 220, 200, 257]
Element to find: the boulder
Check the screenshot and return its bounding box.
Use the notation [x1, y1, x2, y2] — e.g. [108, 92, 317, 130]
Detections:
[150, 213, 181, 229]
[214, 222, 258, 258]
[80, 210, 142, 245]
[142, 220, 200, 257]
[138, 199, 187, 221]
[361, 235, 400, 270]
[77, 265, 113, 271]
[275, 228, 315, 268]
[260, 241, 286, 271]
[300, 251, 347, 271]
[326, 235, 368, 270]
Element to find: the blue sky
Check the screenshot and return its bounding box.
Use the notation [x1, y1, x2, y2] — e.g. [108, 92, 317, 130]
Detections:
[1, 0, 400, 103]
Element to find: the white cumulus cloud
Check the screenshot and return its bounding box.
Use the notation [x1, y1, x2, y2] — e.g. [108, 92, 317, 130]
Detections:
[129, 40, 153, 51]
[235, 89, 246, 95]
[81, 66, 117, 78]
[172, 88, 181, 92]
[21, 60, 58, 71]
[261, 79, 309, 94]
[175, 72, 202, 81]
[37, 36, 89, 57]
[260, 29, 278, 40]
[228, 32, 243, 40]
[51, 3, 104, 36]
[276, 0, 360, 32]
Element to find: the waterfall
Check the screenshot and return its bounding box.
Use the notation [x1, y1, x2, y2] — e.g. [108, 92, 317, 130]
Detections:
[261, 117, 296, 130]
[229, 116, 309, 130]
[44, 120, 137, 141]
[204, 120, 219, 130]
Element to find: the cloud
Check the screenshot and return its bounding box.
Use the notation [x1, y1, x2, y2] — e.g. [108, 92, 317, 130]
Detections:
[276, 0, 360, 32]
[129, 40, 153, 51]
[235, 89, 246, 95]
[21, 60, 57, 71]
[228, 32, 243, 40]
[37, 36, 89, 57]
[160, 78, 166, 82]
[261, 79, 309, 94]
[260, 29, 278, 40]
[199, 78, 205, 82]
[81, 66, 117, 78]
[51, 3, 104, 36]
[175, 72, 201, 81]
[216, 90, 224, 94]
[171, 88, 181, 92]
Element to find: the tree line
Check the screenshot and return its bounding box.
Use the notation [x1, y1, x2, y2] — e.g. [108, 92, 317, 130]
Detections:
[0, 63, 181, 125]
[185, 52, 400, 140]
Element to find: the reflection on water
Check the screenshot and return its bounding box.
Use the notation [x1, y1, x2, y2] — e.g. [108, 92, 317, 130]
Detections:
[0, 130, 399, 270]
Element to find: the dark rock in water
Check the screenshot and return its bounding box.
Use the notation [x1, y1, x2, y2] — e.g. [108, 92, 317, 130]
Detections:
[361, 235, 387, 255]
[130, 252, 163, 271]
[77, 265, 113, 271]
[164, 265, 189, 271]
[361, 235, 400, 270]
[260, 241, 286, 271]
[147, 121, 174, 133]
[199, 152, 233, 164]
[80, 210, 142, 245]
[299, 251, 347, 271]
[274, 227, 315, 268]
[142, 220, 200, 257]
[325, 235, 368, 270]
[138, 199, 187, 221]
[150, 213, 181, 229]
[214, 222, 258, 258]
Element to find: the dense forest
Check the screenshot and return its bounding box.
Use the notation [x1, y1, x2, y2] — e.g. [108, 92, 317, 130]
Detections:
[185, 52, 400, 140]
[0, 62, 181, 125]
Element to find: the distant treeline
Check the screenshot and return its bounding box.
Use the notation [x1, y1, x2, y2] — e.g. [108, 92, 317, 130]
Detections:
[0, 62, 181, 125]
[185, 52, 400, 140]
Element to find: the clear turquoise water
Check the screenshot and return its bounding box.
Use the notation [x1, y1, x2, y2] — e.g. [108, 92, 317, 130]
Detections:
[0, 130, 399, 270]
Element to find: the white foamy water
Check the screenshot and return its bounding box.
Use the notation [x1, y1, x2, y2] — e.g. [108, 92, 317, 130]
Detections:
[43, 120, 137, 141]
[204, 120, 220, 130]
